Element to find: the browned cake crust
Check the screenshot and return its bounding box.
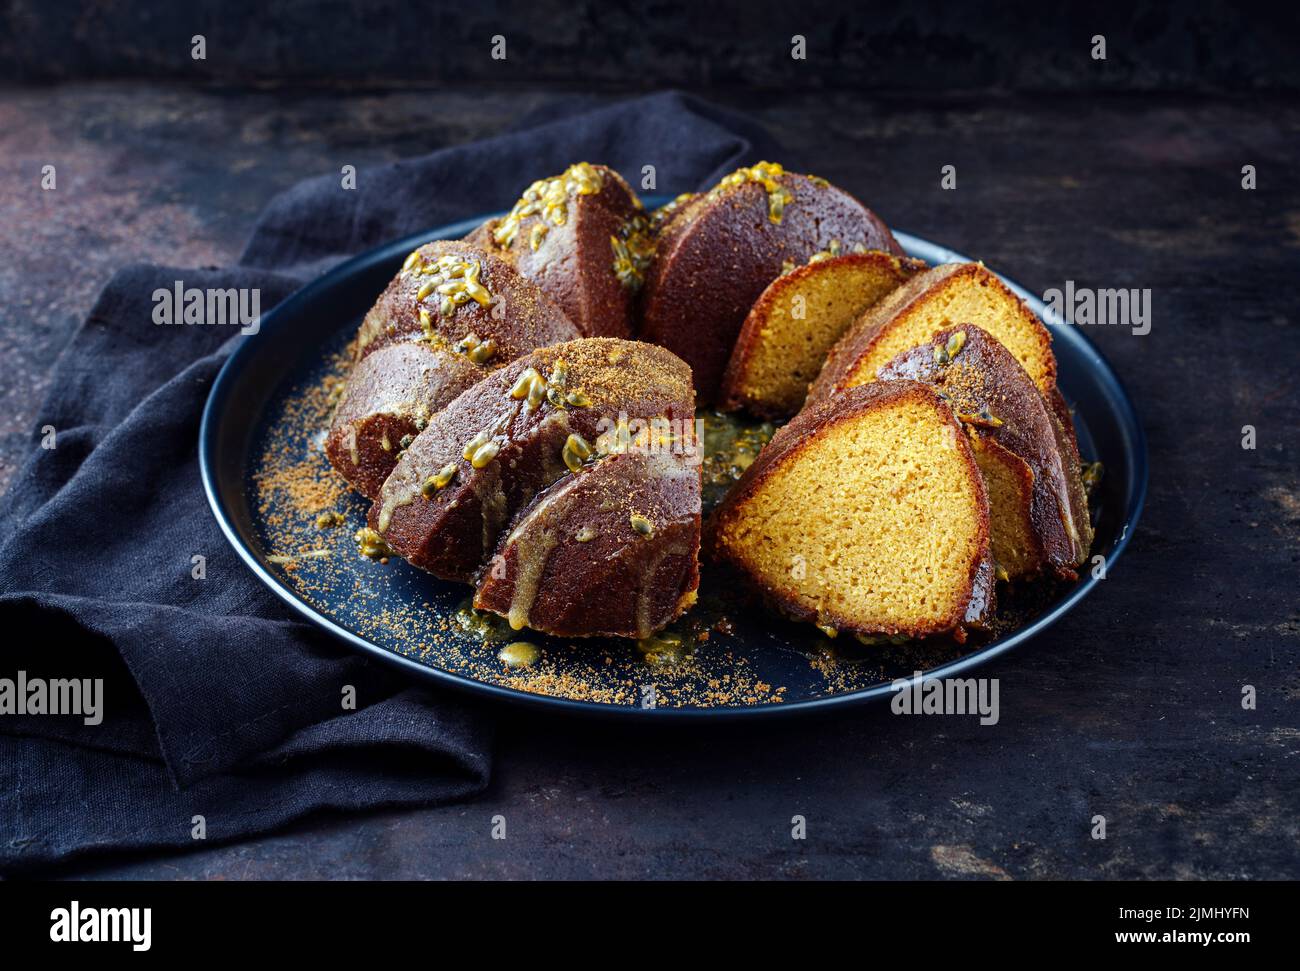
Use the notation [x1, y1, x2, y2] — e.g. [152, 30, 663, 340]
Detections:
[808, 262, 1058, 405]
[473, 449, 701, 638]
[639, 163, 902, 403]
[324, 342, 481, 499]
[719, 249, 927, 418]
[877, 324, 1091, 579]
[353, 239, 579, 362]
[1043, 385, 1096, 563]
[469, 163, 649, 339]
[710, 380, 994, 640]
[371, 338, 696, 583]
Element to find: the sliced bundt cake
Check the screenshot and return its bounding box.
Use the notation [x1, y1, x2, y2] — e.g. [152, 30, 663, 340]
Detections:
[474, 449, 701, 638]
[327, 240, 580, 496]
[808, 262, 1058, 406]
[719, 249, 926, 419]
[468, 162, 650, 339]
[711, 380, 994, 641]
[639, 162, 902, 403]
[877, 324, 1092, 580]
[371, 338, 696, 584]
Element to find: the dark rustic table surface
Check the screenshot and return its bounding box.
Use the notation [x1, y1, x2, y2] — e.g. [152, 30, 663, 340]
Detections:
[2, 82, 1297, 879]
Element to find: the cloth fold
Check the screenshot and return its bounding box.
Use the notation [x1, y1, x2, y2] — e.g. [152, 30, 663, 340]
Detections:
[0, 91, 777, 872]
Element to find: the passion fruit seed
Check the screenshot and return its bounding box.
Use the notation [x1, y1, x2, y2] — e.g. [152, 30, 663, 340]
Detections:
[957, 409, 1004, 429]
[574, 526, 597, 543]
[421, 463, 458, 498]
[562, 433, 593, 473]
[526, 373, 548, 410]
[463, 431, 490, 460]
[565, 389, 591, 408]
[468, 338, 497, 364]
[630, 513, 654, 536]
[470, 439, 501, 468]
[509, 367, 540, 400]
[355, 527, 394, 559]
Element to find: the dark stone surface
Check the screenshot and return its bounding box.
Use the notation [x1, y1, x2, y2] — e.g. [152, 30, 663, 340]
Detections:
[2, 82, 1297, 879]
[3, 0, 1298, 93]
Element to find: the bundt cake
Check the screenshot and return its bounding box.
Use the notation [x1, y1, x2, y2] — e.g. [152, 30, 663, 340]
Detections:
[467, 162, 650, 340]
[876, 324, 1091, 580]
[314, 160, 1100, 649]
[719, 249, 926, 419]
[808, 262, 1058, 405]
[474, 449, 701, 638]
[371, 338, 696, 586]
[327, 240, 580, 496]
[710, 380, 995, 641]
[639, 162, 903, 403]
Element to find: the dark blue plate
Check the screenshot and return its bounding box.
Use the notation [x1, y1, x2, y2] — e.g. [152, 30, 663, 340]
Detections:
[200, 206, 1147, 719]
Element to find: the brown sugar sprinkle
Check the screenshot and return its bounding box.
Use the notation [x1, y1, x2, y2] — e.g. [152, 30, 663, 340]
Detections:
[247, 338, 799, 709]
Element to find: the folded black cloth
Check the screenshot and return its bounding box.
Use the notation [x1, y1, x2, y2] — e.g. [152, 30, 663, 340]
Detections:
[0, 91, 779, 872]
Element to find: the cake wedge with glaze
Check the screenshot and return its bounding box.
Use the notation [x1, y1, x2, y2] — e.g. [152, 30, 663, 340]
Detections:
[467, 162, 650, 339]
[808, 261, 1058, 405]
[474, 448, 701, 639]
[371, 338, 697, 590]
[326, 240, 579, 497]
[710, 380, 994, 642]
[877, 324, 1092, 580]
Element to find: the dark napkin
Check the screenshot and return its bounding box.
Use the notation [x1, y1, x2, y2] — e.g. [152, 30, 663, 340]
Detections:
[0, 91, 779, 872]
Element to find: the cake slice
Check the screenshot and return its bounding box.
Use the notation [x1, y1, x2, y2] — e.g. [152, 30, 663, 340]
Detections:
[474, 449, 701, 638]
[469, 162, 649, 339]
[353, 240, 578, 362]
[808, 262, 1058, 405]
[372, 338, 696, 582]
[327, 240, 580, 496]
[710, 380, 994, 641]
[877, 324, 1092, 580]
[719, 249, 926, 419]
[324, 342, 481, 499]
[639, 162, 902, 403]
